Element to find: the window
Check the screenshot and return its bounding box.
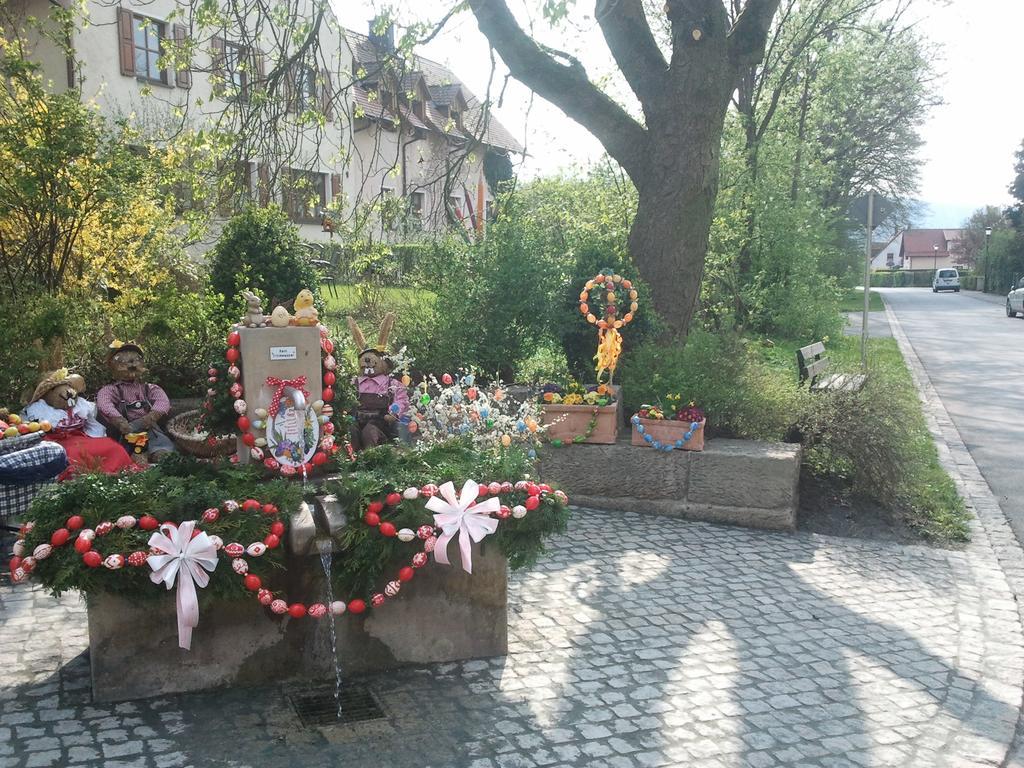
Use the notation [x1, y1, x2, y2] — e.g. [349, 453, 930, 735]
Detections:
[448, 195, 463, 220]
[284, 169, 326, 224]
[412, 99, 424, 119]
[132, 15, 167, 84]
[295, 65, 317, 110]
[223, 42, 249, 99]
[409, 191, 425, 218]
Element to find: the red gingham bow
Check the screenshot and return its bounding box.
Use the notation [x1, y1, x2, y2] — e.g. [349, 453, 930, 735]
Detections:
[266, 375, 310, 417]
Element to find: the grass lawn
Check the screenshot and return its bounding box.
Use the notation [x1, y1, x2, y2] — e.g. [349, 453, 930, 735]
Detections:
[321, 285, 432, 315]
[754, 334, 969, 542]
[839, 288, 884, 313]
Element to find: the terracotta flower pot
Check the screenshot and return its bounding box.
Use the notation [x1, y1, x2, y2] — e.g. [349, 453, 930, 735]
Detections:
[541, 403, 619, 445]
[631, 417, 705, 451]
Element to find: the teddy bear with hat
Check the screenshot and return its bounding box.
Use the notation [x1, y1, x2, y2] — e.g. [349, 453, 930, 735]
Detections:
[96, 340, 175, 462]
[23, 367, 135, 477]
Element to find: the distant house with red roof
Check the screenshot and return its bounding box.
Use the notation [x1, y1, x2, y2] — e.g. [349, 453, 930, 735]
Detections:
[870, 229, 965, 271]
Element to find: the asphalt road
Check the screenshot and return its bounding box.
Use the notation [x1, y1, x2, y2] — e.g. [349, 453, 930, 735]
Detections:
[879, 287, 1024, 542]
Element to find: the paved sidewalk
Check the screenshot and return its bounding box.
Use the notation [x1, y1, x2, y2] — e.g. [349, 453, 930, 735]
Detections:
[3, 498, 1024, 767]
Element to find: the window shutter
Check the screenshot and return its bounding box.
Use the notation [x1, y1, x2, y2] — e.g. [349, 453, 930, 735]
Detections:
[172, 25, 191, 89]
[321, 70, 334, 121]
[117, 8, 135, 77]
[257, 163, 270, 206]
[253, 50, 266, 94]
[210, 36, 225, 97]
[330, 173, 341, 201]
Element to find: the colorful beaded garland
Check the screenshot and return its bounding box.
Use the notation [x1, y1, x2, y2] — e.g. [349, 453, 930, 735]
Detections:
[630, 415, 702, 453]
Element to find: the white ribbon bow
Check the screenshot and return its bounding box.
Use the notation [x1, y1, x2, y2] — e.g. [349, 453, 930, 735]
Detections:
[425, 480, 500, 574]
[147, 521, 219, 650]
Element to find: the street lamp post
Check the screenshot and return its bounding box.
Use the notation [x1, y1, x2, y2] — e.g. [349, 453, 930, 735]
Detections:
[933, 243, 938, 274]
[984, 226, 992, 292]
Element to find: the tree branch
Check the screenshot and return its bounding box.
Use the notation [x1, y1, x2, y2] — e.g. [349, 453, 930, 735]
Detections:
[728, 0, 783, 66]
[467, 0, 647, 175]
[594, 0, 667, 111]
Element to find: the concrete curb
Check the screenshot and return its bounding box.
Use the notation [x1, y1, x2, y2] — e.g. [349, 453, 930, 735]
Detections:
[882, 297, 1024, 766]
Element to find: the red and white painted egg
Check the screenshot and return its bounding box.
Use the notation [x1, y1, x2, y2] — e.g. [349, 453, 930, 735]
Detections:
[32, 544, 51, 561]
[371, 593, 385, 608]
[384, 580, 401, 597]
[116, 515, 136, 529]
[416, 525, 434, 540]
[224, 542, 244, 558]
[103, 554, 124, 570]
[420, 484, 439, 498]
[127, 551, 148, 567]
[512, 505, 527, 519]
[270, 599, 288, 615]
[397, 528, 416, 542]
[258, 588, 273, 605]
[208, 535, 224, 550]
[424, 536, 437, 553]
[12, 540, 24, 557]
[231, 558, 249, 575]
[308, 603, 327, 618]
[95, 521, 114, 536]
[20, 556, 35, 572]
[245, 542, 267, 557]
[412, 552, 428, 568]
[402, 486, 419, 500]
[201, 508, 219, 523]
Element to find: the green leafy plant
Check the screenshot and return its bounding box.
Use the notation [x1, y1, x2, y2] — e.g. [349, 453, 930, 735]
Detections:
[209, 206, 322, 315]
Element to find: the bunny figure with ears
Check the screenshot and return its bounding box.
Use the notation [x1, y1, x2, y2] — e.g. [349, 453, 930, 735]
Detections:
[347, 313, 409, 449]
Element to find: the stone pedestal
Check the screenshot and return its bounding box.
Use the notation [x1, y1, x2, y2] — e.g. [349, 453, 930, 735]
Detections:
[236, 325, 324, 464]
[87, 542, 507, 702]
[540, 437, 800, 531]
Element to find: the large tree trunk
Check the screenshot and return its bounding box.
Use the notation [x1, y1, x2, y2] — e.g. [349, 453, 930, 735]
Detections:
[628, 128, 727, 337]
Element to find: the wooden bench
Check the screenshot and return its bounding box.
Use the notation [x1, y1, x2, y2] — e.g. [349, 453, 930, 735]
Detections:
[796, 342, 866, 392]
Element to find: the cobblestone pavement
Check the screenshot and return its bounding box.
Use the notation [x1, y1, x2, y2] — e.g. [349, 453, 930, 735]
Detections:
[3, 495, 1024, 768]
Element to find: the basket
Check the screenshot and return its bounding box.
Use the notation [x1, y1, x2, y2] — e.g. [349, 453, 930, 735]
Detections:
[167, 410, 236, 459]
[0, 430, 45, 456]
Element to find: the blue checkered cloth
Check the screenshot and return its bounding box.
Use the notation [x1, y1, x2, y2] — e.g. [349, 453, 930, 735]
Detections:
[0, 441, 67, 527]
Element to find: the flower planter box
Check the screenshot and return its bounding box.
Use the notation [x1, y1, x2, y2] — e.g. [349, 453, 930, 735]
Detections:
[541, 403, 619, 445]
[631, 418, 706, 451]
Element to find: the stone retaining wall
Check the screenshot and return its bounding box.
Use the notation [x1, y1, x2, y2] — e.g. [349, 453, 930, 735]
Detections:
[87, 541, 507, 702]
[539, 438, 800, 531]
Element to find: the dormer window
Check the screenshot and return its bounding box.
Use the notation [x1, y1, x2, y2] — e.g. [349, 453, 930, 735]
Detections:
[450, 110, 461, 130]
[413, 99, 424, 119]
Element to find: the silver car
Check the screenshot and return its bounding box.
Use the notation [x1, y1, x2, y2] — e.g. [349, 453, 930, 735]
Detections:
[932, 268, 960, 292]
[1007, 277, 1024, 317]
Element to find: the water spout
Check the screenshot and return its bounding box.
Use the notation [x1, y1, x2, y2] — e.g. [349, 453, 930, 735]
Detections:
[317, 537, 344, 718]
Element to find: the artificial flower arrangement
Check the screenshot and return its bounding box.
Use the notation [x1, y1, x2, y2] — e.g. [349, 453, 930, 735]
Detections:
[7, 442, 571, 651]
[409, 372, 547, 456]
[631, 394, 706, 452]
[538, 380, 619, 446]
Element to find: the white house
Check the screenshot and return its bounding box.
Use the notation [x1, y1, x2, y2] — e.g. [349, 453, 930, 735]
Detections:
[4, 0, 521, 245]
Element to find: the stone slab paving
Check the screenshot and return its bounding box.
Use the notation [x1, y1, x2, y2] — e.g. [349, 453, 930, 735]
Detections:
[3, 496, 1024, 768]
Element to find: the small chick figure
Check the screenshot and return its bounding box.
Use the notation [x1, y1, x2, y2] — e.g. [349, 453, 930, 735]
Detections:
[292, 289, 319, 327]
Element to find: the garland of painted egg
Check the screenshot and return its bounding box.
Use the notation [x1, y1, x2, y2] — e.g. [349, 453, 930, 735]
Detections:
[630, 415, 703, 453]
[237, 479, 570, 619]
[6, 499, 283, 584]
[224, 327, 345, 476]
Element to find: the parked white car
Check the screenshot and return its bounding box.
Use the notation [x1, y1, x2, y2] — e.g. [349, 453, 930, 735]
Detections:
[932, 268, 960, 292]
[1007, 277, 1024, 317]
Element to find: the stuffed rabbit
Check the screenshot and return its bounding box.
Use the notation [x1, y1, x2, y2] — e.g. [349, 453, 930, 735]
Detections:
[347, 313, 409, 449]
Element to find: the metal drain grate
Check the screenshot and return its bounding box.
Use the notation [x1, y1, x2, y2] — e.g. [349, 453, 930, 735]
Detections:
[290, 685, 385, 727]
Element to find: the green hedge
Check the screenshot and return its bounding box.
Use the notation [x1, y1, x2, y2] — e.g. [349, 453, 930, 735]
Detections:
[869, 270, 937, 288]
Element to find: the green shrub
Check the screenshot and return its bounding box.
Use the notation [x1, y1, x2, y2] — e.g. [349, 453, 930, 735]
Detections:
[618, 331, 799, 440]
[209, 206, 321, 315]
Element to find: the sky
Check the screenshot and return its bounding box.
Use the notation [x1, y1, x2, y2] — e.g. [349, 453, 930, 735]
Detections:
[336, 0, 1024, 228]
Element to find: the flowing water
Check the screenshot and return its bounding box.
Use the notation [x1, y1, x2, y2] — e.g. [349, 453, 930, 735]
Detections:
[317, 538, 344, 718]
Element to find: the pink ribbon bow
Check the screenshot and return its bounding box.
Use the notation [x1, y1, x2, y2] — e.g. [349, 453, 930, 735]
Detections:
[425, 480, 500, 574]
[266, 375, 309, 417]
[147, 521, 219, 650]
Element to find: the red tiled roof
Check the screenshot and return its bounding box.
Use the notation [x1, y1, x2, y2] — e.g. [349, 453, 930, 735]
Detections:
[901, 229, 957, 256]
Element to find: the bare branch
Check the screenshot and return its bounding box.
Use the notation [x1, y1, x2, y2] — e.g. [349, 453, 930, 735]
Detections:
[594, 0, 667, 112]
[467, 0, 647, 176]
